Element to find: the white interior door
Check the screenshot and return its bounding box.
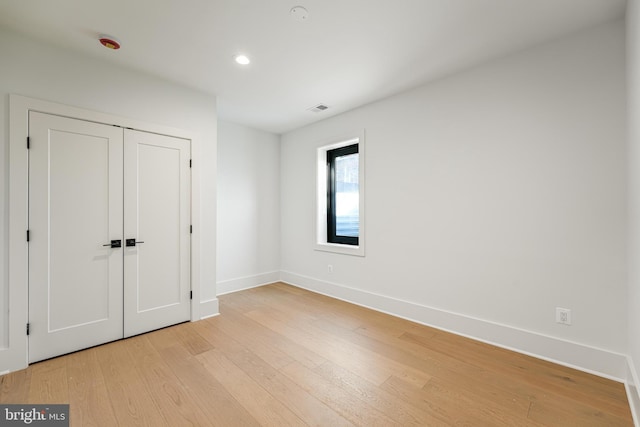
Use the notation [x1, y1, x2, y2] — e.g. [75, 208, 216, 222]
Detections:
[28, 112, 124, 363]
[123, 129, 191, 337]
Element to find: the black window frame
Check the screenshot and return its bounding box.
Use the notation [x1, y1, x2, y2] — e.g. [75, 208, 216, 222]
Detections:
[327, 143, 359, 246]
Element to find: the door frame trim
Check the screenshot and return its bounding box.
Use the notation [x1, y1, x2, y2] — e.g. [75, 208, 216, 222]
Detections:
[7, 94, 202, 372]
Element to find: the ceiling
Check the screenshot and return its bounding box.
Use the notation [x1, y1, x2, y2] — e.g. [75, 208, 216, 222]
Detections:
[0, 0, 627, 134]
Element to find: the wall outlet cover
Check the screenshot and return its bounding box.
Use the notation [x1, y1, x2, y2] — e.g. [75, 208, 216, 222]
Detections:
[556, 307, 572, 325]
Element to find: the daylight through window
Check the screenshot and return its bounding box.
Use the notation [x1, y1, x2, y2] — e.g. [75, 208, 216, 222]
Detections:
[327, 144, 359, 245]
[315, 132, 365, 256]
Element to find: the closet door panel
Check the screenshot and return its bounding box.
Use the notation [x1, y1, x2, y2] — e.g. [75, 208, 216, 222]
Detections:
[28, 112, 124, 363]
[123, 129, 191, 337]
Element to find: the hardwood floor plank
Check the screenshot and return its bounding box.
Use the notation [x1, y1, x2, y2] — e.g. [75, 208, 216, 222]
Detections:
[27, 358, 68, 404]
[280, 361, 401, 427]
[150, 342, 261, 427]
[0, 282, 632, 426]
[300, 316, 432, 389]
[205, 305, 310, 369]
[0, 368, 32, 403]
[219, 289, 273, 314]
[351, 314, 620, 420]
[245, 307, 396, 385]
[313, 360, 448, 426]
[527, 392, 633, 427]
[429, 329, 624, 394]
[355, 321, 433, 341]
[244, 299, 431, 388]
[382, 374, 523, 427]
[196, 348, 306, 426]
[250, 285, 365, 331]
[404, 330, 631, 417]
[422, 376, 530, 425]
[126, 335, 213, 426]
[257, 284, 427, 336]
[191, 315, 249, 353]
[225, 348, 355, 427]
[143, 323, 182, 351]
[171, 321, 215, 356]
[310, 316, 440, 387]
[66, 348, 118, 426]
[96, 340, 168, 426]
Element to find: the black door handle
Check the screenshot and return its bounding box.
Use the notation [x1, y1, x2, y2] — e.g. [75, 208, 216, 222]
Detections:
[103, 240, 122, 248]
[126, 239, 145, 247]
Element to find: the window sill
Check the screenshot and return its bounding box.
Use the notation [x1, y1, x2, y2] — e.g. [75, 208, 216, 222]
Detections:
[314, 242, 365, 257]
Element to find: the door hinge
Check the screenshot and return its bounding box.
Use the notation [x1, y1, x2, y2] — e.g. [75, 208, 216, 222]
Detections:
[27, 136, 30, 149]
[190, 225, 193, 234]
[26, 323, 30, 336]
[189, 159, 192, 168]
[190, 291, 193, 300]
[26, 230, 30, 242]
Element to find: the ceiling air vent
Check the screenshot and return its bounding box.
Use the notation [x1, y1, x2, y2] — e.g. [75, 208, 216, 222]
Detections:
[308, 104, 329, 113]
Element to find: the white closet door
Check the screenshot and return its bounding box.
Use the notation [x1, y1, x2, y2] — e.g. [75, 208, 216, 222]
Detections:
[28, 112, 124, 363]
[123, 129, 191, 337]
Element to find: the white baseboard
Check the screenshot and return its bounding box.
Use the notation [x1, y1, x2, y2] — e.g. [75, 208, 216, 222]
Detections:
[627, 357, 640, 427]
[217, 271, 280, 296]
[200, 298, 220, 319]
[280, 270, 628, 382]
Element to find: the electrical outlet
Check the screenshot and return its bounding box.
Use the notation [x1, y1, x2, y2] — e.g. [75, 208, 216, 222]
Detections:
[327, 264, 333, 273]
[556, 307, 571, 325]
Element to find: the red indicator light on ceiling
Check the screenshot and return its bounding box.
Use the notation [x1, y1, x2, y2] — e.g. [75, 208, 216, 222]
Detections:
[99, 36, 120, 50]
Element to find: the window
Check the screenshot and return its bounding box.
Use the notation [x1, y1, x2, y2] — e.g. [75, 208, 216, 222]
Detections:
[327, 144, 359, 245]
[316, 132, 365, 256]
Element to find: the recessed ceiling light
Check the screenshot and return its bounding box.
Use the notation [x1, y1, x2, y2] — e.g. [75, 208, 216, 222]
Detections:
[234, 54, 251, 65]
[98, 34, 120, 50]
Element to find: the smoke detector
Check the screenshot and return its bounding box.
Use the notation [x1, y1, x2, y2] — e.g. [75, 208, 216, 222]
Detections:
[98, 35, 120, 50]
[290, 6, 309, 22]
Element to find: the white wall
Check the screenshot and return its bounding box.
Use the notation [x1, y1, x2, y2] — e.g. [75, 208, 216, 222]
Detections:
[0, 29, 218, 365]
[627, 0, 640, 420]
[281, 20, 627, 374]
[217, 121, 280, 294]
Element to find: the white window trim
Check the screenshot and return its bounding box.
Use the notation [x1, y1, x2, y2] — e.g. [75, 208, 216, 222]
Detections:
[315, 130, 365, 257]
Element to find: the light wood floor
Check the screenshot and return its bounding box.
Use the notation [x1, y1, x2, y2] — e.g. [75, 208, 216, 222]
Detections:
[0, 282, 634, 426]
